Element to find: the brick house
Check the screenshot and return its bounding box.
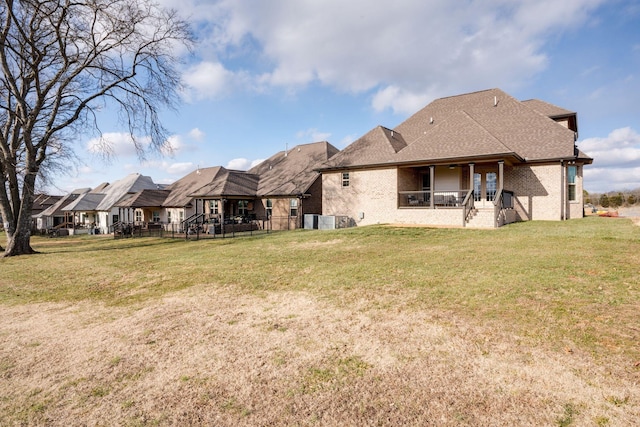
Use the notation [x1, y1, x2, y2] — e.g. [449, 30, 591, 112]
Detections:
[115, 141, 338, 232]
[319, 88, 593, 228]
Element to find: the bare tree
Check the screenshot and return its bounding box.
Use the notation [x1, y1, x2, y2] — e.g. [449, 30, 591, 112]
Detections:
[0, 0, 192, 256]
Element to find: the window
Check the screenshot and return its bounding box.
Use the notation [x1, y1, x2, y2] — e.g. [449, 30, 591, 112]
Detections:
[209, 200, 218, 214]
[266, 199, 272, 218]
[179, 211, 184, 222]
[342, 172, 350, 187]
[473, 173, 482, 202]
[238, 200, 248, 216]
[486, 172, 497, 201]
[568, 165, 577, 201]
[152, 211, 160, 222]
[289, 198, 298, 217]
[167, 211, 172, 223]
[135, 210, 142, 223]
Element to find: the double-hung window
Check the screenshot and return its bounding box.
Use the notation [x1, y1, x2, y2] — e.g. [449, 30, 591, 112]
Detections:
[568, 165, 577, 202]
[342, 172, 350, 187]
[266, 199, 272, 218]
[289, 198, 298, 217]
[238, 200, 248, 216]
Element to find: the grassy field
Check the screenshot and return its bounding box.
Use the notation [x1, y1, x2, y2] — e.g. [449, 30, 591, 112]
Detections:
[1, 217, 638, 426]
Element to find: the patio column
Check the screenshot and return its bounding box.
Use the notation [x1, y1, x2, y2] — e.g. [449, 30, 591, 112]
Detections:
[469, 163, 475, 194]
[498, 161, 504, 190]
[429, 165, 435, 209]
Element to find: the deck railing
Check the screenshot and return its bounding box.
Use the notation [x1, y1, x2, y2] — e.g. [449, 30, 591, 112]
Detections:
[493, 189, 514, 227]
[461, 189, 475, 226]
[398, 190, 469, 208]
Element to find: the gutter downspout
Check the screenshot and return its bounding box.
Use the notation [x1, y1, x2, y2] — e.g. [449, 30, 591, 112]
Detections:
[560, 161, 565, 220]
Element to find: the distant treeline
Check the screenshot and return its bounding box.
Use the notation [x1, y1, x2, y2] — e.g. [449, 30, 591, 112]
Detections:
[585, 189, 640, 208]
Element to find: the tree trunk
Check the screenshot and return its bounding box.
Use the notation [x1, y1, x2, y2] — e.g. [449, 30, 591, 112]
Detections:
[4, 214, 38, 257]
[2, 172, 38, 257]
[3, 226, 37, 257]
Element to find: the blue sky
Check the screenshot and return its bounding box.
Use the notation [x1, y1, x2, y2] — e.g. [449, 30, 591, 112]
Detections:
[51, 0, 640, 195]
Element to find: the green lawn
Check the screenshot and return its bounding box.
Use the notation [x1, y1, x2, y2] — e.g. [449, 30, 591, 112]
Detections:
[1, 218, 638, 425]
[1, 218, 639, 360]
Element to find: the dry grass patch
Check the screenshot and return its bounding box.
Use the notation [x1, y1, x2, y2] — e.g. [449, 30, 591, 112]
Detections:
[1, 286, 638, 426]
[1, 219, 639, 425]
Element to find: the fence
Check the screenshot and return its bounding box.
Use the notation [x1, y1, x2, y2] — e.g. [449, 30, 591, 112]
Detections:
[113, 219, 273, 240]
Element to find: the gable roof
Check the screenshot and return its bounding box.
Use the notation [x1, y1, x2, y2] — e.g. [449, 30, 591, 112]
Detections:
[317, 128, 404, 169]
[189, 169, 259, 198]
[162, 167, 227, 207]
[32, 194, 62, 213]
[95, 173, 158, 211]
[115, 189, 171, 208]
[38, 188, 91, 217]
[249, 141, 339, 196]
[521, 99, 575, 119]
[321, 88, 587, 170]
[62, 192, 106, 212]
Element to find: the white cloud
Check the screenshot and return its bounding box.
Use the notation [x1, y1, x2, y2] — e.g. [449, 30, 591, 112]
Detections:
[182, 61, 235, 101]
[578, 127, 640, 167]
[188, 128, 206, 142]
[86, 132, 148, 158]
[167, 162, 196, 175]
[578, 127, 640, 192]
[162, 135, 184, 156]
[226, 158, 265, 170]
[584, 166, 640, 192]
[177, 0, 605, 113]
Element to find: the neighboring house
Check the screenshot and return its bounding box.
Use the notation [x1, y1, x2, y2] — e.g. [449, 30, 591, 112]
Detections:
[31, 194, 62, 231]
[247, 141, 340, 230]
[114, 189, 172, 226]
[61, 191, 107, 233]
[159, 166, 246, 231]
[119, 141, 339, 233]
[319, 88, 592, 228]
[32, 194, 62, 217]
[36, 188, 91, 231]
[52, 174, 159, 234]
[92, 173, 159, 234]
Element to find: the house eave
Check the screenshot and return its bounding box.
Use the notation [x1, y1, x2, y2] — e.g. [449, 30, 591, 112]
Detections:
[318, 152, 523, 172]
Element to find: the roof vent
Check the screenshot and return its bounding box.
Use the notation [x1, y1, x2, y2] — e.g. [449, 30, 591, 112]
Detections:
[494, 96, 498, 107]
[391, 130, 394, 137]
[430, 117, 434, 124]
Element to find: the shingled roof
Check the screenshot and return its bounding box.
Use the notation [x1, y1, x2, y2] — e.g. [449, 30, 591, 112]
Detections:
[189, 169, 259, 198]
[62, 192, 106, 212]
[249, 141, 339, 196]
[115, 189, 171, 208]
[38, 188, 90, 217]
[94, 173, 158, 211]
[161, 167, 227, 207]
[321, 88, 588, 170]
[167, 141, 338, 202]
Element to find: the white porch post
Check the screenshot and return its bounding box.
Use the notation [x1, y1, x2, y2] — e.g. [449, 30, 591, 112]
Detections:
[498, 161, 504, 190]
[469, 163, 475, 194]
[429, 165, 435, 209]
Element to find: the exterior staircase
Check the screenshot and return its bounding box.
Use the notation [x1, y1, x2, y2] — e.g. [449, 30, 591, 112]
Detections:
[465, 208, 495, 228]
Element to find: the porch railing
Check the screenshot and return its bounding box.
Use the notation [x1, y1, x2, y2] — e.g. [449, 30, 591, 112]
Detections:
[493, 189, 514, 227]
[398, 190, 469, 208]
[461, 189, 475, 226]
